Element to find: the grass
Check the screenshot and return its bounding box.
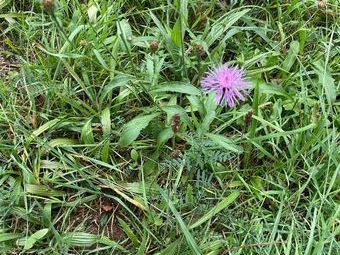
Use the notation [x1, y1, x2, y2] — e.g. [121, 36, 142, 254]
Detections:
[0, 0, 339, 254]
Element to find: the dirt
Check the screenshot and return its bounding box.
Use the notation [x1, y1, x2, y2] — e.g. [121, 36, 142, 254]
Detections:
[67, 197, 127, 242]
[0, 39, 18, 78]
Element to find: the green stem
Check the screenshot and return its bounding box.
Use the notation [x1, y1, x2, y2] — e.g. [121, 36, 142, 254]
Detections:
[179, 2, 187, 79]
[243, 81, 260, 168]
[50, 12, 73, 46]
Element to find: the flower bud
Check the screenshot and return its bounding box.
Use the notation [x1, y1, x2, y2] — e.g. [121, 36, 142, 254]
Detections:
[42, 0, 55, 12]
[318, 1, 326, 8]
[149, 40, 159, 53]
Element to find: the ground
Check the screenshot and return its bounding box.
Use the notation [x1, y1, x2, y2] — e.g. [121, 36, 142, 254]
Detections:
[0, 0, 339, 254]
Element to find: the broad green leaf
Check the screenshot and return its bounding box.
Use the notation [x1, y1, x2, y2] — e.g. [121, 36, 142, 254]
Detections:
[81, 119, 94, 144]
[130, 149, 139, 162]
[117, 19, 133, 39]
[117, 19, 132, 52]
[137, 232, 148, 255]
[204, 92, 218, 114]
[258, 82, 291, 98]
[0, 233, 22, 242]
[24, 229, 49, 250]
[62, 232, 105, 247]
[190, 191, 240, 229]
[206, 133, 243, 153]
[119, 113, 160, 146]
[282, 41, 299, 72]
[40, 160, 63, 169]
[99, 74, 133, 103]
[26, 184, 65, 197]
[187, 95, 204, 115]
[151, 82, 201, 95]
[101, 141, 110, 163]
[42, 203, 52, 226]
[60, 25, 86, 52]
[48, 138, 78, 148]
[198, 111, 215, 135]
[124, 182, 160, 196]
[157, 127, 174, 148]
[171, 18, 181, 47]
[313, 60, 336, 104]
[0, 0, 10, 10]
[101, 107, 111, 137]
[62, 232, 126, 249]
[200, 240, 225, 254]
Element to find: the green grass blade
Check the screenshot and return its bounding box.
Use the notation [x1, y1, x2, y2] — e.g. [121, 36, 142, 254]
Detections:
[189, 190, 240, 229]
[161, 190, 201, 255]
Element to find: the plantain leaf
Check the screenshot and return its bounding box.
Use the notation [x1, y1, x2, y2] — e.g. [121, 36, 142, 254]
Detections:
[81, 118, 94, 144]
[151, 82, 201, 96]
[0, 233, 22, 242]
[26, 184, 65, 197]
[157, 127, 174, 148]
[23, 229, 49, 250]
[101, 107, 111, 137]
[282, 40, 299, 72]
[119, 113, 160, 146]
[171, 18, 181, 47]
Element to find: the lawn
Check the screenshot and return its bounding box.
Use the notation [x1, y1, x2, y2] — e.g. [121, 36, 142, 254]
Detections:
[0, 0, 339, 254]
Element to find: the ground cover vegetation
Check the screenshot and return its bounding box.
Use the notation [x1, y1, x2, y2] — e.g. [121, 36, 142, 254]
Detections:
[0, 0, 339, 254]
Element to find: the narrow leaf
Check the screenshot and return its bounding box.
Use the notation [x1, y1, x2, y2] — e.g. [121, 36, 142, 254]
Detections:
[205, 9, 249, 47]
[190, 191, 240, 229]
[27, 119, 60, 144]
[93, 49, 109, 70]
[161, 190, 201, 255]
[118, 218, 140, 247]
[206, 133, 243, 153]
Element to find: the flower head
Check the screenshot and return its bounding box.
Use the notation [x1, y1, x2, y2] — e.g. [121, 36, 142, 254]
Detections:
[201, 65, 250, 108]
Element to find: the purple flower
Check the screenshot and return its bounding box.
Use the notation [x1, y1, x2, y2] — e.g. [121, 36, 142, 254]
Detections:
[201, 65, 250, 107]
